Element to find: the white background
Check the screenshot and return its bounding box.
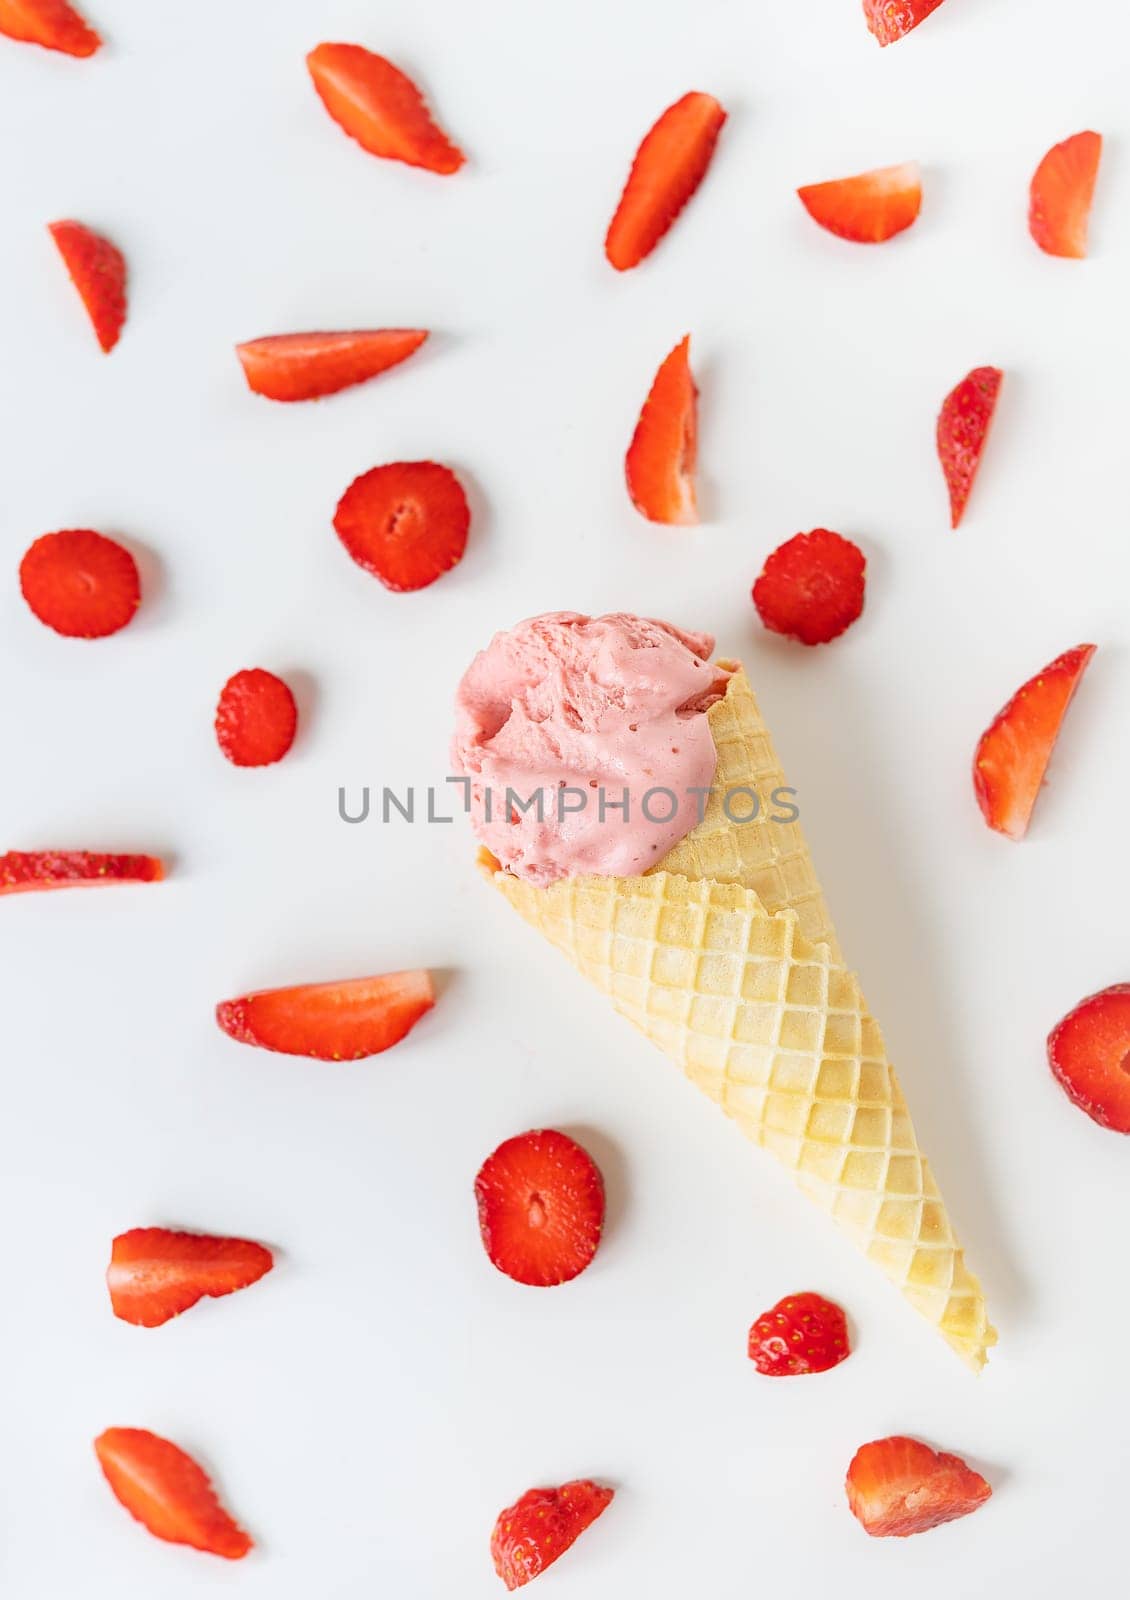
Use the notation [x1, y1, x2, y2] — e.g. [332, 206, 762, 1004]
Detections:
[1, 0, 1127, 1594]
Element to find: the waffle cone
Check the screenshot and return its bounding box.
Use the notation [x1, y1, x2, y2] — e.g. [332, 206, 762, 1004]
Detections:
[480, 667, 995, 1370]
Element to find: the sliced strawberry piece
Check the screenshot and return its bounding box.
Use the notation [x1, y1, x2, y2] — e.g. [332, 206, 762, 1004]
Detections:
[235, 329, 428, 402]
[334, 460, 469, 592]
[0, 851, 163, 894]
[937, 367, 1003, 529]
[491, 1480, 613, 1589]
[217, 969, 435, 1060]
[19, 528, 140, 638]
[605, 92, 726, 271]
[973, 644, 1095, 840]
[752, 528, 866, 646]
[0, 0, 100, 55]
[1029, 131, 1103, 259]
[625, 335, 697, 525]
[798, 162, 921, 244]
[306, 43, 464, 175]
[474, 1129, 605, 1288]
[846, 1436, 990, 1537]
[108, 1228, 274, 1328]
[215, 669, 298, 768]
[48, 221, 125, 352]
[1049, 985, 1130, 1133]
[863, 0, 947, 45]
[94, 1428, 251, 1558]
[748, 1291, 850, 1376]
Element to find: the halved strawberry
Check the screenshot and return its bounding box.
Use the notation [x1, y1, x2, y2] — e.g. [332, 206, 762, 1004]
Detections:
[863, 0, 947, 45]
[236, 329, 428, 402]
[937, 366, 1003, 529]
[797, 162, 921, 244]
[752, 528, 866, 646]
[973, 644, 1095, 840]
[94, 1428, 251, 1558]
[491, 1480, 613, 1590]
[1048, 985, 1130, 1133]
[605, 92, 726, 271]
[1029, 131, 1103, 259]
[108, 1228, 274, 1327]
[215, 669, 298, 768]
[334, 460, 470, 591]
[19, 528, 140, 638]
[0, 851, 163, 894]
[846, 1436, 990, 1537]
[306, 43, 464, 175]
[48, 220, 125, 352]
[474, 1129, 605, 1288]
[625, 335, 697, 525]
[217, 970, 435, 1060]
[0, 0, 100, 55]
[748, 1291, 850, 1376]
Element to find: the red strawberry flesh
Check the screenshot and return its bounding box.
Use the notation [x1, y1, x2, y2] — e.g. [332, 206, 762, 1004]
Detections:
[1029, 132, 1103, 259]
[94, 1428, 251, 1558]
[797, 162, 921, 243]
[491, 1480, 613, 1589]
[846, 1436, 990, 1537]
[0, 851, 163, 894]
[216, 970, 435, 1060]
[0, 0, 100, 56]
[108, 1228, 274, 1328]
[334, 460, 470, 592]
[215, 669, 298, 768]
[625, 335, 697, 525]
[973, 644, 1095, 840]
[236, 329, 428, 402]
[937, 367, 1003, 528]
[1048, 984, 1130, 1133]
[606, 92, 726, 271]
[752, 528, 866, 646]
[49, 220, 126, 352]
[748, 1291, 850, 1376]
[20, 528, 140, 638]
[863, 0, 947, 45]
[306, 43, 464, 174]
[475, 1129, 605, 1287]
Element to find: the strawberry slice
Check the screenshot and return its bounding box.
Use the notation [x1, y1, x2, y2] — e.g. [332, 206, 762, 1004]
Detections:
[19, 528, 140, 638]
[846, 1436, 991, 1537]
[491, 1480, 613, 1590]
[973, 644, 1095, 840]
[863, 0, 947, 45]
[474, 1129, 605, 1288]
[797, 162, 921, 244]
[48, 220, 126, 353]
[217, 970, 435, 1060]
[1048, 985, 1130, 1134]
[936, 366, 1003, 529]
[605, 92, 726, 271]
[625, 335, 698, 525]
[94, 1428, 251, 1558]
[334, 460, 470, 592]
[306, 43, 464, 175]
[0, 851, 163, 894]
[215, 669, 298, 768]
[0, 0, 100, 55]
[752, 528, 866, 646]
[1029, 131, 1103, 259]
[235, 329, 428, 402]
[108, 1228, 274, 1328]
[748, 1291, 850, 1376]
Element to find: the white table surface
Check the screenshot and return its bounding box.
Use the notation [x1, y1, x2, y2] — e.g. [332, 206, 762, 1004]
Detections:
[2, 1, 1127, 1594]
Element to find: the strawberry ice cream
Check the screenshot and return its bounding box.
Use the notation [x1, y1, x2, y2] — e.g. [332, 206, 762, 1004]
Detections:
[452, 612, 728, 884]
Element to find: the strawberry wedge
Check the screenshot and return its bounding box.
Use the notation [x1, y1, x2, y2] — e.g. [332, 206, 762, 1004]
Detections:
[0, 852, 163, 894]
[606, 92, 726, 271]
[94, 1428, 251, 1558]
[0, 0, 101, 55]
[937, 367, 1003, 529]
[846, 1436, 990, 1537]
[306, 43, 464, 174]
[108, 1228, 274, 1327]
[1029, 132, 1103, 259]
[973, 644, 1096, 840]
[48, 221, 126, 353]
[863, 0, 947, 45]
[798, 162, 921, 244]
[216, 970, 436, 1060]
[236, 329, 428, 402]
[492, 1481, 614, 1590]
[625, 335, 698, 525]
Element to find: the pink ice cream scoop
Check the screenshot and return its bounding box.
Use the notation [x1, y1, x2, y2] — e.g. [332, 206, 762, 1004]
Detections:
[452, 612, 728, 884]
